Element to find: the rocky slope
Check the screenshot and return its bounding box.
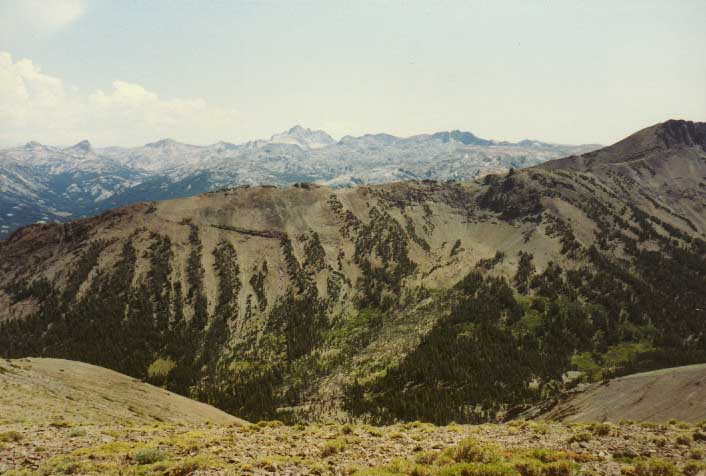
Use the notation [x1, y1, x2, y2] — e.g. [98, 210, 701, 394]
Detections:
[2, 406, 704, 475]
[541, 363, 706, 424]
[0, 126, 597, 238]
[0, 120, 703, 424]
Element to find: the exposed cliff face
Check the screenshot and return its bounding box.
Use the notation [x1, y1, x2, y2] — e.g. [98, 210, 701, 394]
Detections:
[1, 121, 705, 423]
[658, 119, 706, 150]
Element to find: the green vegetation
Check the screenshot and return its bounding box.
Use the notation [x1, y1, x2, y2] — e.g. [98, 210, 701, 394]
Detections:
[633, 458, 677, 476]
[147, 358, 176, 379]
[133, 447, 167, 465]
[321, 437, 347, 457]
[0, 430, 22, 442]
[355, 435, 581, 476]
[1, 161, 705, 424]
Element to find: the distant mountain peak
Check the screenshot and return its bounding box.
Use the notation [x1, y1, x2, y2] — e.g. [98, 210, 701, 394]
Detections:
[213, 140, 238, 150]
[287, 125, 307, 134]
[24, 141, 44, 149]
[516, 139, 552, 148]
[145, 138, 179, 148]
[66, 140, 93, 153]
[270, 125, 335, 149]
[431, 130, 492, 146]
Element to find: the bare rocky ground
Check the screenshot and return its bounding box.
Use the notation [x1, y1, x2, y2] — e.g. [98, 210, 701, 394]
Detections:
[1, 419, 705, 475]
[542, 364, 706, 424]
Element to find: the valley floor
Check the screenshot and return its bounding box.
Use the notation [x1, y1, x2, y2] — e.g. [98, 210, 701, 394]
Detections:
[1, 419, 704, 475]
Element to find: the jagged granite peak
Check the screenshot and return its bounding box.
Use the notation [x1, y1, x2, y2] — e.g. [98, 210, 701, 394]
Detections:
[144, 138, 181, 148]
[338, 133, 400, 146]
[212, 140, 238, 150]
[270, 125, 336, 149]
[431, 130, 493, 146]
[66, 140, 92, 153]
[0, 124, 600, 237]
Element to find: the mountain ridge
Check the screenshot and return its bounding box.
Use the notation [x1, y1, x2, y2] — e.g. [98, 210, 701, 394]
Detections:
[0, 125, 599, 238]
[0, 120, 704, 424]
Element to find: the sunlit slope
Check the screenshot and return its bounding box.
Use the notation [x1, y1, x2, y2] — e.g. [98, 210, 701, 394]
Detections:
[0, 358, 240, 426]
[541, 364, 706, 423]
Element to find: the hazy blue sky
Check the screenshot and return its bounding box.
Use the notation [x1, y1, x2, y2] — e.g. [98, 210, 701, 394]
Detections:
[1, 0, 704, 146]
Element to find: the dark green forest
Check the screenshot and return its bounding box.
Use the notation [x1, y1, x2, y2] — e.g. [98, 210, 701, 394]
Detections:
[1, 172, 706, 424]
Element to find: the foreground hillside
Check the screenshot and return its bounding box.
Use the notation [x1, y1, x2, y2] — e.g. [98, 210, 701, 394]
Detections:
[3, 358, 705, 475]
[3, 419, 705, 476]
[0, 358, 238, 426]
[0, 119, 704, 423]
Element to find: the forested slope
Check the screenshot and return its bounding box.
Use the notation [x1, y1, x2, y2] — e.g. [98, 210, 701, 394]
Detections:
[1, 120, 705, 423]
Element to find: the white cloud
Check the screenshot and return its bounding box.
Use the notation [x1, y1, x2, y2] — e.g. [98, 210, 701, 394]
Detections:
[0, 0, 85, 33]
[0, 51, 241, 146]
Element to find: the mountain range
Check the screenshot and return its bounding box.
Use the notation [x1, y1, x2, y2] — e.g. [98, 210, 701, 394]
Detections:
[0, 126, 598, 238]
[0, 119, 704, 425]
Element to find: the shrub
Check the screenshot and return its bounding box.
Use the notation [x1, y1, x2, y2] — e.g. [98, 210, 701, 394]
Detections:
[568, 431, 592, 443]
[529, 422, 549, 435]
[436, 462, 516, 476]
[147, 357, 176, 378]
[542, 461, 575, 476]
[164, 457, 207, 476]
[530, 449, 564, 463]
[321, 438, 347, 457]
[690, 448, 705, 460]
[415, 450, 439, 465]
[682, 462, 705, 476]
[0, 431, 22, 442]
[589, 423, 613, 436]
[634, 459, 676, 476]
[454, 438, 501, 464]
[515, 460, 544, 476]
[133, 447, 167, 465]
[69, 428, 87, 438]
[49, 420, 72, 428]
[675, 434, 692, 446]
[408, 464, 433, 476]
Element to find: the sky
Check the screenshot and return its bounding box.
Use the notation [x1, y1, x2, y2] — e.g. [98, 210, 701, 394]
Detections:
[1, 0, 705, 147]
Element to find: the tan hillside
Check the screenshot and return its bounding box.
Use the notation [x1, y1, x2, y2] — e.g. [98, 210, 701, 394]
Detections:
[0, 358, 239, 426]
[541, 364, 706, 423]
